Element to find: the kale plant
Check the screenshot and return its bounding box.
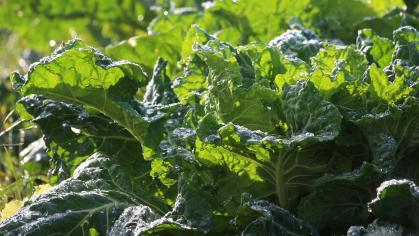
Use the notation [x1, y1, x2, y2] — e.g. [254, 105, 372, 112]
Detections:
[0, 0, 418, 235]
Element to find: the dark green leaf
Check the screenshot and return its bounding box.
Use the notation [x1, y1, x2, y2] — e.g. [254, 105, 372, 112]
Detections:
[298, 163, 381, 231]
[236, 195, 319, 236]
[369, 179, 419, 230]
[0, 151, 169, 235]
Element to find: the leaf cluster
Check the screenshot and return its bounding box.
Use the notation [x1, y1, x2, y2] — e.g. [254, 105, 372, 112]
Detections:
[0, 0, 418, 235]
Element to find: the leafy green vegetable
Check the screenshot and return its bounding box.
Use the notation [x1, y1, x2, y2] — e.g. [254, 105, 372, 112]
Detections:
[369, 179, 419, 230]
[1, 1, 418, 235]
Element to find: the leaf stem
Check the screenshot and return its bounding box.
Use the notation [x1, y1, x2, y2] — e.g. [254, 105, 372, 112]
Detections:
[275, 150, 288, 209]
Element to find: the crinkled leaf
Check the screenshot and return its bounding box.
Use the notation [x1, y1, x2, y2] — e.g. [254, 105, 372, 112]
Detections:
[110, 176, 212, 235]
[17, 94, 142, 182]
[269, 28, 322, 62]
[310, 45, 368, 99]
[201, 126, 350, 212]
[356, 101, 419, 173]
[195, 139, 273, 206]
[0, 151, 169, 235]
[143, 58, 179, 105]
[194, 39, 281, 132]
[15, 40, 181, 145]
[369, 63, 412, 103]
[369, 179, 419, 230]
[298, 163, 381, 231]
[282, 80, 342, 144]
[274, 57, 310, 94]
[181, 24, 214, 61]
[235, 196, 319, 236]
[392, 26, 419, 67]
[357, 29, 394, 68]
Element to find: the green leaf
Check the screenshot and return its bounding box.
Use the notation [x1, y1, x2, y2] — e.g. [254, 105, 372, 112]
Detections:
[197, 81, 347, 211]
[297, 163, 381, 231]
[357, 28, 394, 67]
[198, 0, 284, 44]
[0, 152, 169, 235]
[110, 176, 212, 235]
[393, 26, 419, 46]
[269, 28, 322, 62]
[181, 25, 214, 62]
[369, 63, 412, 103]
[309, 45, 368, 99]
[172, 25, 213, 104]
[106, 27, 184, 76]
[235, 195, 319, 236]
[274, 57, 310, 94]
[194, 39, 281, 133]
[282, 80, 342, 144]
[356, 100, 419, 173]
[195, 139, 273, 205]
[240, 42, 310, 93]
[392, 26, 419, 67]
[17, 94, 140, 182]
[149, 8, 200, 36]
[17, 39, 179, 144]
[369, 179, 419, 230]
[143, 58, 179, 105]
[394, 146, 419, 184]
[307, 0, 405, 42]
[4, 4, 419, 234]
